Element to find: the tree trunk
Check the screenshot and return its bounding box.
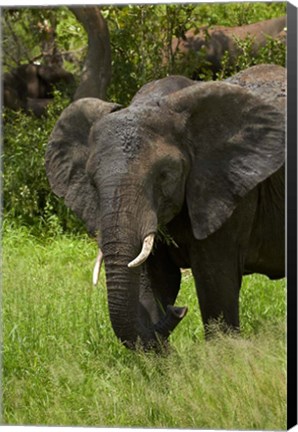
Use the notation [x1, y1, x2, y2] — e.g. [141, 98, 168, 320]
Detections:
[69, 6, 112, 100]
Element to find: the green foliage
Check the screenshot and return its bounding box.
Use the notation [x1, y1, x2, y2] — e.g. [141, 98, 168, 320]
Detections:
[216, 34, 286, 81]
[256, 34, 286, 66]
[2, 2, 286, 232]
[2, 228, 286, 428]
[240, 274, 286, 335]
[2, 6, 288, 428]
[2, 7, 86, 72]
[2, 8, 47, 69]
[55, 7, 87, 76]
[104, 5, 174, 104]
[105, 2, 286, 103]
[156, 224, 179, 248]
[195, 1, 286, 26]
[2, 93, 85, 235]
[55, 7, 86, 52]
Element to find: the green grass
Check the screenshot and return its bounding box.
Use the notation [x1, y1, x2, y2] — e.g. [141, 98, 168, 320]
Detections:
[2, 225, 286, 429]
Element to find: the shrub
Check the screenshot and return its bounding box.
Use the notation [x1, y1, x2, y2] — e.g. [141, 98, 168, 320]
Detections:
[2, 3, 286, 235]
[2, 92, 85, 235]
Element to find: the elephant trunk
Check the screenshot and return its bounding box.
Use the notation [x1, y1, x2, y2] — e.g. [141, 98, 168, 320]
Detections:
[154, 305, 188, 339]
[104, 248, 140, 348]
[102, 225, 187, 350]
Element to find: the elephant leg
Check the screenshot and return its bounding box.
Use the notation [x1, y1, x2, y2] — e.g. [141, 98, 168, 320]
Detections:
[191, 191, 257, 335]
[138, 242, 182, 327]
[191, 227, 250, 335]
[192, 245, 244, 336]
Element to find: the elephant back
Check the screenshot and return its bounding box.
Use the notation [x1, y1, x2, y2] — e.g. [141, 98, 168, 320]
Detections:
[131, 75, 195, 106]
[226, 64, 286, 112]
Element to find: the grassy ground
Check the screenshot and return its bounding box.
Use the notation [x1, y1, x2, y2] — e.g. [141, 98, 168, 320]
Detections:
[2, 225, 286, 429]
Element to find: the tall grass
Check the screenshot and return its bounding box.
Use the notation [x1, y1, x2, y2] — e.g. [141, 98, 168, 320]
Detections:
[2, 225, 286, 429]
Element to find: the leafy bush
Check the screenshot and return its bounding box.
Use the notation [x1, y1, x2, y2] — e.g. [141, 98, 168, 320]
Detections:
[196, 1, 286, 26]
[105, 2, 286, 103]
[216, 33, 286, 81]
[2, 93, 85, 235]
[2, 2, 286, 234]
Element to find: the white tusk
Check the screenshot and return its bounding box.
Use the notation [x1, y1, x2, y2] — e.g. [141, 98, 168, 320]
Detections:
[128, 234, 155, 268]
[93, 250, 104, 286]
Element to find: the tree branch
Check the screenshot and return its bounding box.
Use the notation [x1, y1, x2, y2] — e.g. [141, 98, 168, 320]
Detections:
[69, 6, 112, 100]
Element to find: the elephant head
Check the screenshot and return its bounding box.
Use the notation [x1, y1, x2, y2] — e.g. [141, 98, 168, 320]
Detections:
[45, 68, 284, 349]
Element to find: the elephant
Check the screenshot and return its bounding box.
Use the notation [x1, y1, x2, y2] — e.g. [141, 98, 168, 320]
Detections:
[3, 63, 75, 116]
[45, 64, 285, 350]
[169, 16, 286, 79]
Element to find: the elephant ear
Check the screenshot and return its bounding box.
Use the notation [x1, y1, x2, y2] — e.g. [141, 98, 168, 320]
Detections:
[45, 97, 121, 235]
[164, 81, 285, 240]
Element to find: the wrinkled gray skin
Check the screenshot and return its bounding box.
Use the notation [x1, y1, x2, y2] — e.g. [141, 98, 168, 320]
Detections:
[46, 64, 285, 350]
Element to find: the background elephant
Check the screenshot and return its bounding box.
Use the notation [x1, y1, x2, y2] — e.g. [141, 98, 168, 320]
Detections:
[3, 63, 75, 116]
[169, 16, 286, 78]
[45, 64, 285, 350]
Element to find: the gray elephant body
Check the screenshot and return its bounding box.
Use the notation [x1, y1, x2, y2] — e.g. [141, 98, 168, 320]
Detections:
[170, 16, 286, 78]
[3, 63, 75, 116]
[46, 64, 285, 349]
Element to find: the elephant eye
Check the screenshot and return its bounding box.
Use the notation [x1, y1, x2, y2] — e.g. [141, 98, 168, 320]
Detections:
[160, 170, 169, 181]
[153, 155, 185, 198]
[159, 170, 179, 197]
